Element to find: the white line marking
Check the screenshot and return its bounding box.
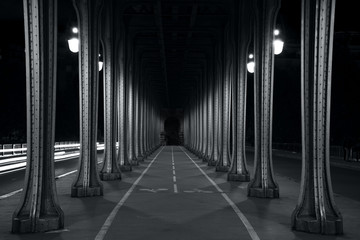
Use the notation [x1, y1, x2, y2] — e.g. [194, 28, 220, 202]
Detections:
[95, 147, 165, 240]
[46, 228, 70, 233]
[171, 146, 178, 194]
[179, 146, 260, 240]
[56, 170, 78, 179]
[0, 156, 104, 199]
[0, 189, 23, 200]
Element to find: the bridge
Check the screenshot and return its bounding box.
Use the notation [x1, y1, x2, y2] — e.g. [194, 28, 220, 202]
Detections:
[1, 0, 360, 239]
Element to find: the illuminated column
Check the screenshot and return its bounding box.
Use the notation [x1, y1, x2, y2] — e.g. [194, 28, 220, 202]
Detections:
[12, 0, 64, 232]
[209, 56, 221, 166]
[144, 86, 150, 156]
[71, 0, 104, 197]
[216, 26, 232, 172]
[202, 68, 208, 161]
[127, 47, 138, 166]
[99, 0, 121, 181]
[228, 0, 252, 182]
[205, 58, 214, 162]
[291, 0, 343, 234]
[116, 20, 131, 172]
[133, 55, 140, 162]
[139, 76, 145, 161]
[248, 0, 280, 198]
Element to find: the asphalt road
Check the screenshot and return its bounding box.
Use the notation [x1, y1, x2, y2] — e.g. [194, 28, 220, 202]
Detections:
[0, 152, 104, 197]
[245, 151, 360, 202]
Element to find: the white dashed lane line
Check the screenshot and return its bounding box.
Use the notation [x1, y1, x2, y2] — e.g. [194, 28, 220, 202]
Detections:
[171, 146, 178, 193]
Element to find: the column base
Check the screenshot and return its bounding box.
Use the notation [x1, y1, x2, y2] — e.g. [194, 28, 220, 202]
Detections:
[208, 160, 217, 166]
[227, 173, 250, 182]
[99, 172, 121, 181]
[12, 215, 64, 233]
[131, 160, 139, 166]
[202, 155, 209, 162]
[292, 217, 343, 235]
[71, 186, 103, 197]
[215, 165, 229, 172]
[120, 165, 132, 172]
[248, 187, 279, 198]
[137, 155, 144, 162]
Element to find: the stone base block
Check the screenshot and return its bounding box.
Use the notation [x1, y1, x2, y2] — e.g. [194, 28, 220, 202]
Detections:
[208, 160, 217, 166]
[131, 160, 139, 166]
[215, 165, 229, 172]
[292, 217, 343, 235]
[120, 165, 132, 172]
[100, 172, 121, 181]
[248, 187, 279, 198]
[227, 173, 250, 182]
[71, 185, 103, 197]
[202, 156, 209, 162]
[12, 215, 64, 233]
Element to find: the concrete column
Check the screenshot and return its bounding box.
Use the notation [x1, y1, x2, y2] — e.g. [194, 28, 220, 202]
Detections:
[99, 0, 121, 181]
[209, 55, 221, 166]
[71, 0, 104, 198]
[133, 54, 140, 162]
[117, 20, 131, 172]
[216, 25, 232, 172]
[127, 46, 138, 166]
[202, 68, 208, 161]
[205, 58, 214, 161]
[144, 87, 150, 156]
[12, 0, 64, 232]
[247, 0, 280, 198]
[138, 71, 145, 160]
[291, 0, 343, 234]
[228, 0, 252, 182]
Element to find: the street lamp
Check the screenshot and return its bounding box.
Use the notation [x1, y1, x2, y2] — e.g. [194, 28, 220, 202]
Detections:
[68, 27, 103, 71]
[247, 54, 254, 73]
[68, 38, 79, 53]
[273, 29, 284, 55]
[68, 27, 79, 53]
[98, 54, 103, 71]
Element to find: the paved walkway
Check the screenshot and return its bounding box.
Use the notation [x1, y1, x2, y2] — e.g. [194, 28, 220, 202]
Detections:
[268, 147, 360, 171]
[0, 146, 360, 240]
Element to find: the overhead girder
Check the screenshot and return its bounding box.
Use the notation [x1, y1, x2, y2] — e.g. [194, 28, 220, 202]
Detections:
[11, 0, 343, 236]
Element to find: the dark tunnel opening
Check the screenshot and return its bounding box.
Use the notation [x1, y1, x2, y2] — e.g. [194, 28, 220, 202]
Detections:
[164, 117, 180, 145]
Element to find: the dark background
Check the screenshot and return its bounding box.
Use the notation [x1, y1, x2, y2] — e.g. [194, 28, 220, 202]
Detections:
[0, 0, 359, 146]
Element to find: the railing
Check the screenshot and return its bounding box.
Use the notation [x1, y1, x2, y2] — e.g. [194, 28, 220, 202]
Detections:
[272, 142, 345, 159]
[0, 142, 105, 157]
[0, 142, 105, 175]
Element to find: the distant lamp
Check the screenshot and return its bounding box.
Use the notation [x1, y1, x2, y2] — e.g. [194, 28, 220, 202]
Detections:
[247, 53, 255, 73]
[247, 61, 255, 73]
[273, 39, 284, 55]
[273, 29, 284, 55]
[68, 38, 79, 53]
[72, 27, 78, 34]
[98, 61, 103, 71]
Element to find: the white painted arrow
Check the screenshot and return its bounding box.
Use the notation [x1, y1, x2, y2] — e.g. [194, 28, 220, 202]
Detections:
[139, 188, 168, 193]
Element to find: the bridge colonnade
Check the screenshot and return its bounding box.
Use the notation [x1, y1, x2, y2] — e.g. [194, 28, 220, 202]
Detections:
[11, 0, 342, 236]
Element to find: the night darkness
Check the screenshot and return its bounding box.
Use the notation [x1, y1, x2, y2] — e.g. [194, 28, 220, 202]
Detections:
[0, 0, 359, 147]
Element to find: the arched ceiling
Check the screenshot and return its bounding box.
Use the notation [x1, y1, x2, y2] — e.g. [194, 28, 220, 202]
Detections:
[121, 0, 230, 108]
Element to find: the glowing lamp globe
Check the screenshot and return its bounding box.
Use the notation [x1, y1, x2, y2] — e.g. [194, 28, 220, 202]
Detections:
[68, 38, 79, 53]
[273, 39, 284, 55]
[247, 61, 255, 73]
